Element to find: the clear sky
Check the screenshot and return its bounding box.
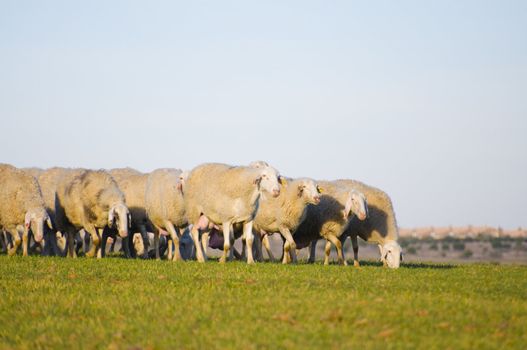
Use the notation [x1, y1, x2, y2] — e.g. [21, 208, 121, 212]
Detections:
[1, 1, 526, 228]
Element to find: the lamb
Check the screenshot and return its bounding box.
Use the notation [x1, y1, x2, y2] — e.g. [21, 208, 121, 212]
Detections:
[55, 169, 130, 258]
[107, 168, 150, 258]
[0, 164, 52, 256]
[330, 179, 402, 268]
[252, 178, 321, 263]
[145, 168, 188, 261]
[292, 180, 368, 265]
[185, 162, 282, 263]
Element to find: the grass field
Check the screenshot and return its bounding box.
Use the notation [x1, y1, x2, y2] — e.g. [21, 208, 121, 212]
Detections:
[1, 256, 526, 349]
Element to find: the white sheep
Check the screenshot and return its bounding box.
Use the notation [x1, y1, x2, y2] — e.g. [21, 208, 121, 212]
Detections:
[329, 179, 402, 268]
[0, 164, 52, 256]
[252, 177, 321, 263]
[185, 162, 282, 263]
[145, 168, 188, 261]
[55, 170, 130, 258]
[293, 180, 368, 265]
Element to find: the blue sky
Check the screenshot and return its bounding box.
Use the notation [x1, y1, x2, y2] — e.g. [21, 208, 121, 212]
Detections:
[1, 1, 526, 228]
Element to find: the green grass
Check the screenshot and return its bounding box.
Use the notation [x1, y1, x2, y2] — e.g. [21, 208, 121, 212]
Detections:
[1, 257, 526, 349]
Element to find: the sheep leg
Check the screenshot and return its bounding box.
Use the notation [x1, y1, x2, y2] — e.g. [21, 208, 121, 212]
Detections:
[262, 234, 275, 262]
[165, 222, 182, 262]
[0, 231, 6, 253]
[228, 224, 235, 261]
[279, 228, 297, 263]
[190, 225, 206, 263]
[85, 227, 100, 258]
[96, 229, 104, 259]
[351, 235, 360, 267]
[100, 229, 111, 258]
[201, 231, 209, 257]
[153, 230, 161, 260]
[22, 227, 29, 257]
[243, 221, 255, 264]
[252, 232, 264, 262]
[7, 228, 21, 256]
[328, 235, 347, 265]
[47, 228, 61, 257]
[219, 222, 233, 263]
[139, 225, 149, 259]
[65, 231, 74, 258]
[308, 240, 317, 264]
[167, 237, 173, 260]
[323, 240, 331, 265]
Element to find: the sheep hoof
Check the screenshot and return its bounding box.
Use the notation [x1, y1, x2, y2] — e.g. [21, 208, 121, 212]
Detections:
[247, 259, 255, 265]
[353, 260, 360, 267]
[343, 260, 348, 266]
[8, 248, 17, 256]
[219, 256, 226, 263]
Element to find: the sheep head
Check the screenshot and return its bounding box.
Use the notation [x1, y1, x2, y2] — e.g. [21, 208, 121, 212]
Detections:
[24, 208, 52, 243]
[108, 203, 130, 238]
[343, 190, 368, 221]
[254, 166, 281, 198]
[297, 179, 320, 205]
[380, 241, 402, 268]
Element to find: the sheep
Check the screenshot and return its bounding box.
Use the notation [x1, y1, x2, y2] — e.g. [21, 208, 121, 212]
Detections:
[251, 177, 322, 263]
[0, 164, 52, 256]
[29, 167, 87, 256]
[185, 162, 282, 263]
[55, 169, 130, 258]
[107, 168, 150, 258]
[145, 168, 188, 261]
[293, 180, 368, 265]
[329, 179, 402, 268]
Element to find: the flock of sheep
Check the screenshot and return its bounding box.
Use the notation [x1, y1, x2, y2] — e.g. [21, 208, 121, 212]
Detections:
[0, 162, 402, 268]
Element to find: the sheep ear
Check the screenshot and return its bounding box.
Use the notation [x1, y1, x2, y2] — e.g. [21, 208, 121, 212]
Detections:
[316, 185, 324, 194]
[297, 184, 304, 197]
[24, 212, 32, 229]
[253, 176, 262, 186]
[279, 176, 288, 187]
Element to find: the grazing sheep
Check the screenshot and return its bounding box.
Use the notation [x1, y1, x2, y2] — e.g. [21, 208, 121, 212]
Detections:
[30, 167, 87, 256]
[293, 181, 368, 265]
[252, 178, 321, 263]
[0, 164, 52, 256]
[185, 162, 282, 263]
[108, 168, 150, 258]
[332, 179, 402, 268]
[145, 168, 188, 261]
[55, 170, 130, 258]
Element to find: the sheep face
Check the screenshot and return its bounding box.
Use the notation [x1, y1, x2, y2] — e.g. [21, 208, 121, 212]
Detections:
[257, 167, 281, 198]
[298, 179, 321, 205]
[381, 241, 402, 268]
[108, 204, 130, 238]
[25, 209, 52, 243]
[350, 190, 368, 221]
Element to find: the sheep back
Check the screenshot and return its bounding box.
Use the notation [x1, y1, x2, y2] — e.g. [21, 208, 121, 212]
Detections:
[145, 168, 187, 229]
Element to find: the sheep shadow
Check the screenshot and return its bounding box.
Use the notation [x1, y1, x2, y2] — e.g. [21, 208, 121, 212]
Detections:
[357, 260, 457, 269]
